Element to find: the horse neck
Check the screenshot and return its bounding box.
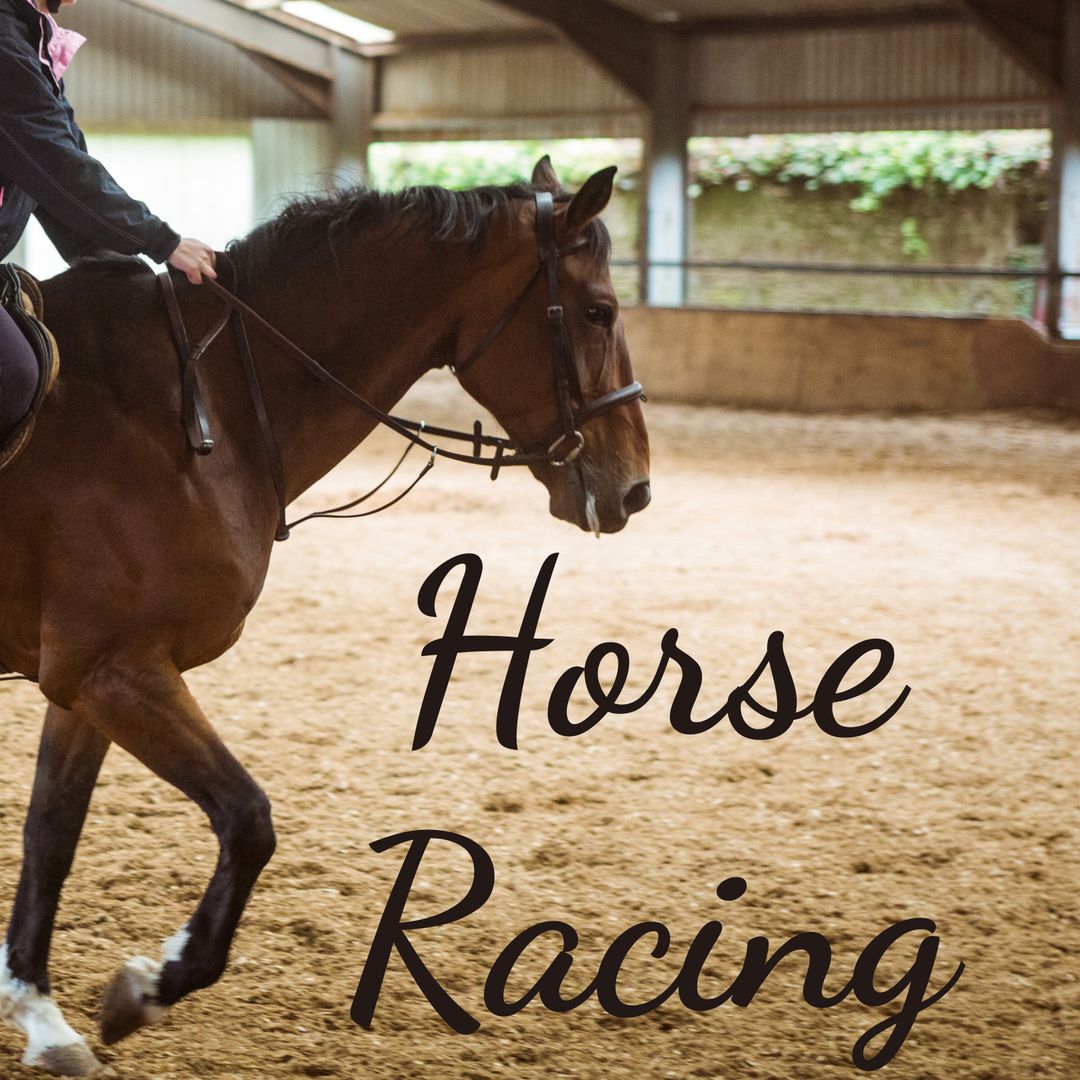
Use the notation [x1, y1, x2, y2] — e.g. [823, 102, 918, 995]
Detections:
[236, 236, 472, 501]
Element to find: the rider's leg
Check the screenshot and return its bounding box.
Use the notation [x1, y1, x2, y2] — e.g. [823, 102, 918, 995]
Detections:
[0, 304, 39, 436]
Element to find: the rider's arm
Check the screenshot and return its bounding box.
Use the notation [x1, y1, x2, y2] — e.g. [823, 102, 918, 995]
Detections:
[30, 126, 132, 263]
[0, 4, 181, 264]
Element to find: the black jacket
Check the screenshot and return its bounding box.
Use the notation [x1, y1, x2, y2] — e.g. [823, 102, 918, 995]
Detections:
[0, 0, 180, 264]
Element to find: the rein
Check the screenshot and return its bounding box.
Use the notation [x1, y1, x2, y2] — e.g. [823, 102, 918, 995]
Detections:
[157, 191, 645, 542]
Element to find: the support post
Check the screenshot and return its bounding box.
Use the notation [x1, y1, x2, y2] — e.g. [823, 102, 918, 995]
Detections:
[252, 120, 336, 221]
[331, 48, 375, 187]
[641, 29, 690, 307]
[1046, 1, 1080, 338]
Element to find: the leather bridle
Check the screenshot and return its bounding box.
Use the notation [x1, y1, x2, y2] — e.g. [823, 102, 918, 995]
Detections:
[158, 190, 646, 541]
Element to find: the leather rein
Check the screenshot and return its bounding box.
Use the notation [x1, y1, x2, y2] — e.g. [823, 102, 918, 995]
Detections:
[157, 190, 645, 542]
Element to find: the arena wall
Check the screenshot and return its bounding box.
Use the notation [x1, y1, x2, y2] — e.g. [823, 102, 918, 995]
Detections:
[623, 308, 1080, 413]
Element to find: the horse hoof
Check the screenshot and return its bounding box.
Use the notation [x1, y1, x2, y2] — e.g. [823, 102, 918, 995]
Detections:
[24, 1039, 101, 1077]
[99, 956, 166, 1045]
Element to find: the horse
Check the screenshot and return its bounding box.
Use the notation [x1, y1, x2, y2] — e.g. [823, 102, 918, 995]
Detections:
[0, 156, 651, 1076]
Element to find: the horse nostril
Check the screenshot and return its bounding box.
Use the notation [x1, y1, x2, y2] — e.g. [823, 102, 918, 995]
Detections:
[623, 480, 651, 517]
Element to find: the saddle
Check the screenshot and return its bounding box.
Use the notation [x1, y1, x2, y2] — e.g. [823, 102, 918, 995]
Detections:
[0, 264, 60, 473]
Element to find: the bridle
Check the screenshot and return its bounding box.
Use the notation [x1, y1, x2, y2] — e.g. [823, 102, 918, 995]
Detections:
[157, 190, 646, 542]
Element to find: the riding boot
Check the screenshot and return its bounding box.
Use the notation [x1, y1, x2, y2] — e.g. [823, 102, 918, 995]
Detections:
[0, 303, 39, 438]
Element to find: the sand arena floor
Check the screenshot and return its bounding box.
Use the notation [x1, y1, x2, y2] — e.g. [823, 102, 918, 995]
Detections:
[1, 378, 1077, 1079]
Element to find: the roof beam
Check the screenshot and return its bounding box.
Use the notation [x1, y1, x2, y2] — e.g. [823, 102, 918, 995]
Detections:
[124, 0, 552, 64]
[362, 29, 557, 57]
[688, 7, 965, 36]
[955, 0, 1062, 89]
[117, 0, 346, 76]
[488, 0, 656, 101]
[243, 51, 332, 114]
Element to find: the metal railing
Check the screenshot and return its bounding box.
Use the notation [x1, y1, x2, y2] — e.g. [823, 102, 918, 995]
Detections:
[610, 259, 1074, 325]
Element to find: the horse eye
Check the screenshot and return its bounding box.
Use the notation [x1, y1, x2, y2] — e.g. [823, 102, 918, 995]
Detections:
[587, 304, 614, 328]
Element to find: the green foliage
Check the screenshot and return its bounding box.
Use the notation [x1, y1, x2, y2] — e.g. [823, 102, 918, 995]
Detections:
[691, 131, 1050, 212]
[899, 217, 929, 258]
[369, 139, 640, 191]
[369, 131, 1050, 215]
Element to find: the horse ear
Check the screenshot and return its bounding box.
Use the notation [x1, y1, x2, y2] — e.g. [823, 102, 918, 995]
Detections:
[532, 155, 561, 190]
[565, 166, 617, 236]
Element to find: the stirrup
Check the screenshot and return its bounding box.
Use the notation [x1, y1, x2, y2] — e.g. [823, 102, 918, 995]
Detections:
[0, 265, 60, 474]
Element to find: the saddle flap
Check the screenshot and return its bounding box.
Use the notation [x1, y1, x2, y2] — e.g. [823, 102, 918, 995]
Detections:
[0, 264, 61, 473]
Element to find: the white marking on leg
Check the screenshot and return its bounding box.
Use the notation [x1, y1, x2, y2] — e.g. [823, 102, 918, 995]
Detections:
[115, 956, 168, 1026]
[161, 924, 190, 965]
[0, 943, 91, 1065]
[109, 923, 190, 1034]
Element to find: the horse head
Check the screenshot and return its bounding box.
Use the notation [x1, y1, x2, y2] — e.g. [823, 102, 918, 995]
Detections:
[451, 157, 651, 534]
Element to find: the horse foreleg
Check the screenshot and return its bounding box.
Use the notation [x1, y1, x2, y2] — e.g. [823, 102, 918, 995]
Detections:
[70, 662, 275, 1046]
[1, 704, 110, 1077]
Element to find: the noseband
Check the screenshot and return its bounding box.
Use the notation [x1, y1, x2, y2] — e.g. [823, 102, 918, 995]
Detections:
[158, 190, 645, 541]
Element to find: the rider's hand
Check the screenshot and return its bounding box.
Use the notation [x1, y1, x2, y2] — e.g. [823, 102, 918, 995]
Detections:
[167, 238, 218, 285]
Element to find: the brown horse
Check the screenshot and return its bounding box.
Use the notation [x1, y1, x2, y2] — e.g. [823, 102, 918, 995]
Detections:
[0, 157, 650, 1075]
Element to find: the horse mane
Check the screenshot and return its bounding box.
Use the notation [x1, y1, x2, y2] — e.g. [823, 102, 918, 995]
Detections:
[226, 181, 612, 290]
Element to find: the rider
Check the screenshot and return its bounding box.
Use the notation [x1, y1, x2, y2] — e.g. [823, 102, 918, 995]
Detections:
[0, 0, 217, 446]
